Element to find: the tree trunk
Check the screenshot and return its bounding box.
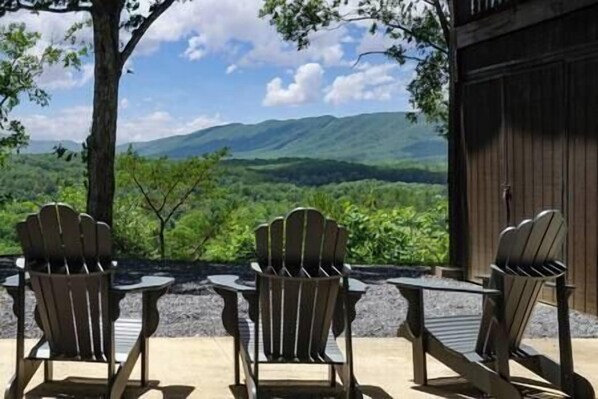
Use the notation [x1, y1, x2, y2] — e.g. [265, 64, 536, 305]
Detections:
[447, 1, 468, 273]
[87, 2, 123, 226]
[159, 222, 166, 261]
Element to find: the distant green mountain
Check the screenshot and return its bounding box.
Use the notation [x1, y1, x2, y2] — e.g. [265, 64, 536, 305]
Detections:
[120, 112, 446, 163]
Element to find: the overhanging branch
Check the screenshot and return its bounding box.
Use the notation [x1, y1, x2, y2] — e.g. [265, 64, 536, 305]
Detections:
[120, 0, 176, 65]
[353, 51, 425, 67]
[2, 0, 92, 13]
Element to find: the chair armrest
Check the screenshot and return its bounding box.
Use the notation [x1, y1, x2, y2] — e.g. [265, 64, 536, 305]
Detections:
[209, 274, 256, 336]
[112, 276, 174, 293]
[3, 273, 28, 289]
[208, 274, 255, 293]
[388, 277, 501, 296]
[347, 278, 367, 294]
[110, 276, 173, 338]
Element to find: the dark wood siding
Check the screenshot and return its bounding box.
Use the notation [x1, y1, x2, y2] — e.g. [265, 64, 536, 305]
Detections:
[457, 2, 598, 315]
[567, 57, 598, 314]
[462, 79, 504, 280]
[503, 65, 565, 304]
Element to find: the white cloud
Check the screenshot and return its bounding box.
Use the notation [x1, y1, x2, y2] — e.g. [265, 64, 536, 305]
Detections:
[16, 105, 226, 144]
[37, 63, 94, 90]
[118, 111, 225, 143]
[1, 0, 354, 76]
[225, 64, 238, 74]
[120, 98, 130, 110]
[142, 0, 348, 67]
[183, 35, 208, 61]
[263, 63, 324, 107]
[17, 106, 93, 142]
[324, 63, 404, 105]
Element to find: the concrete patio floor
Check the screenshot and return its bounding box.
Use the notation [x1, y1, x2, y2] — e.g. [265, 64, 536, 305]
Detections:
[0, 337, 597, 398]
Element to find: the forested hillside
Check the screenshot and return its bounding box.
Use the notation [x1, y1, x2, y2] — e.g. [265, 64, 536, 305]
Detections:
[0, 154, 449, 265]
[121, 112, 444, 162]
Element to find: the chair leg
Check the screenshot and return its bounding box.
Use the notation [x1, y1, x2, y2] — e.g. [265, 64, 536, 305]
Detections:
[141, 337, 149, 386]
[329, 364, 336, 387]
[5, 359, 42, 399]
[109, 342, 141, 399]
[234, 334, 240, 386]
[44, 361, 53, 382]
[412, 339, 427, 385]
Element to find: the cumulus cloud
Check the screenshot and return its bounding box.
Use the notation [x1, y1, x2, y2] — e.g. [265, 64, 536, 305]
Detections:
[118, 111, 226, 142]
[16, 105, 225, 144]
[143, 0, 348, 67]
[324, 63, 404, 105]
[263, 63, 324, 106]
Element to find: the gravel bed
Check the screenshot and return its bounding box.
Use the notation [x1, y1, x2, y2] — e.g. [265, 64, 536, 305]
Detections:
[2, 258, 598, 339]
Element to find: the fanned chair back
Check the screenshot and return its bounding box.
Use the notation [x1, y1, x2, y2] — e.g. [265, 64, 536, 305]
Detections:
[254, 208, 348, 361]
[16, 203, 115, 361]
[475, 210, 567, 356]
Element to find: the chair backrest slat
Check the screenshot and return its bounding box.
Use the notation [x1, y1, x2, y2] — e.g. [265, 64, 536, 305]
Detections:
[476, 210, 567, 356]
[303, 211, 326, 276]
[58, 205, 85, 272]
[296, 281, 318, 358]
[38, 205, 66, 271]
[284, 210, 306, 275]
[70, 276, 93, 358]
[49, 276, 78, 357]
[87, 273, 105, 359]
[255, 225, 269, 268]
[17, 203, 115, 362]
[270, 218, 284, 272]
[281, 278, 301, 357]
[255, 208, 347, 361]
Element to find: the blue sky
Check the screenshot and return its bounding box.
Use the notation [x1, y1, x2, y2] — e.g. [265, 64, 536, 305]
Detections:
[5, 0, 416, 144]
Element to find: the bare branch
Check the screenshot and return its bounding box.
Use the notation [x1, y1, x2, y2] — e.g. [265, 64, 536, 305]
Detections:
[353, 51, 425, 67]
[131, 173, 162, 220]
[163, 169, 210, 223]
[120, 0, 176, 65]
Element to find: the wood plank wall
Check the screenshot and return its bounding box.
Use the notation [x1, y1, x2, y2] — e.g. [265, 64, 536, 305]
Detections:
[458, 4, 598, 314]
[568, 58, 598, 314]
[462, 79, 504, 280]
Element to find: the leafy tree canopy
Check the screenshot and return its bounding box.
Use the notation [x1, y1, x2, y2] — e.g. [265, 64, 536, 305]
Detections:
[260, 0, 450, 134]
[0, 23, 67, 164]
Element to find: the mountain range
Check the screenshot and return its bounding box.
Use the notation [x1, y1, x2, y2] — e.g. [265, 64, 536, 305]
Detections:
[21, 112, 446, 162]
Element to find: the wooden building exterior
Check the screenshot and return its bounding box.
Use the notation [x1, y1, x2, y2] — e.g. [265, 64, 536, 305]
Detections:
[453, 0, 598, 315]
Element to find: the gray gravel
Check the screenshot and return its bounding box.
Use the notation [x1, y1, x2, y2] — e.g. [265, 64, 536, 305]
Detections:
[2, 259, 598, 339]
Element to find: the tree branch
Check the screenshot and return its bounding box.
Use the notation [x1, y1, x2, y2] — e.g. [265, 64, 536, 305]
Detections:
[163, 169, 210, 223]
[3, 0, 92, 13]
[353, 51, 425, 67]
[120, 0, 176, 65]
[131, 173, 161, 218]
[431, 0, 451, 47]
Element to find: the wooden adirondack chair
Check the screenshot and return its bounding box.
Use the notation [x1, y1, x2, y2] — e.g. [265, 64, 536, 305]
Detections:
[209, 208, 367, 399]
[389, 210, 595, 398]
[2, 203, 174, 398]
